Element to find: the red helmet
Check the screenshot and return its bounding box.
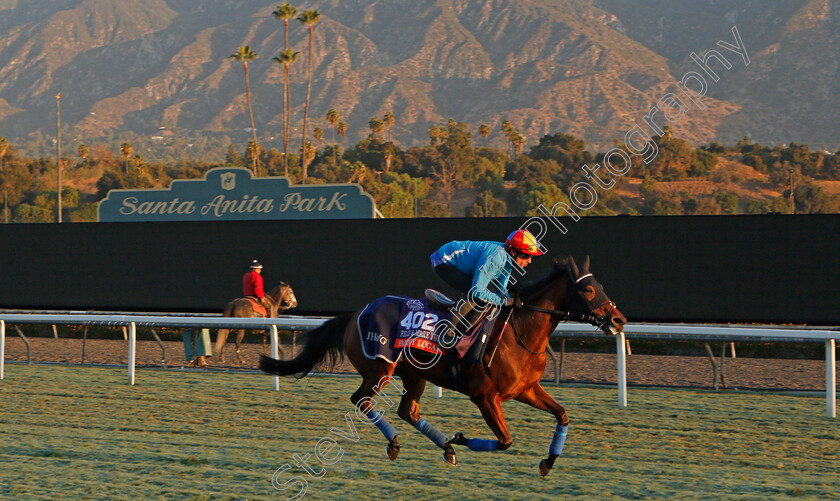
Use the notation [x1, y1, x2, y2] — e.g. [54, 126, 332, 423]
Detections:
[505, 230, 543, 256]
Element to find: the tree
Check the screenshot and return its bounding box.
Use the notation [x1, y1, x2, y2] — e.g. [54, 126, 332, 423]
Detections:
[273, 4, 299, 178]
[273, 49, 300, 177]
[229, 46, 260, 176]
[272, 4, 298, 50]
[247, 141, 262, 173]
[337, 121, 347, 145]
[120, 142, 133, 173]
[0, 137, 7, 172]
[78, 143, 89, 165]
[477, 124, 490, 146]
[368, 117, 384, 139]
[226, 144, 243, 166]
[466, 190, 506, 217]
[300, 140, 316, 177]
[297, 9, 321, 183]
[383, 110, 395, 143]
[313, 127, 324, 147]
[326, 109, 340, 164]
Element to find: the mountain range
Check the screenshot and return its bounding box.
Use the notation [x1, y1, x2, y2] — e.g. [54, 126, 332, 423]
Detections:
[0, 0, 836, 158]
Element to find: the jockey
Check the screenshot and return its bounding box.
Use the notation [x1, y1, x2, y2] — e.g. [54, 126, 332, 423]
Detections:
[243, 259, 266, 306]
[429, 229, 543, 362]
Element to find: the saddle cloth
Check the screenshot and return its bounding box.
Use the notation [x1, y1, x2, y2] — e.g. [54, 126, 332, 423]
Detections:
[357, 295, 496, 363]
[244, 297, 268, 317]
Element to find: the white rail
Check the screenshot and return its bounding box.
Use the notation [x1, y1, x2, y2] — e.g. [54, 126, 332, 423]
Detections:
[554, 323, 839, 418]
[1, 314, 837, 417]
[0, 313, 322, 390]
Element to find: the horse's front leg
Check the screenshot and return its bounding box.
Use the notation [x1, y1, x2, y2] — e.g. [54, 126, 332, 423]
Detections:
[262, 330, 269, 355]
[394, 374, 457, 466]
[514, 384, 569, 477]
[451, 390, 513, 453]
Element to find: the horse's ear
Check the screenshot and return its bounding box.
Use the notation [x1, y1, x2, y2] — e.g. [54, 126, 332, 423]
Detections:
[567, 256, 580, 278]
[582, 255, 590, 273]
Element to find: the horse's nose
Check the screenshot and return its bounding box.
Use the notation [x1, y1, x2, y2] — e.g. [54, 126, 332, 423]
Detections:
[611, 314, 626, 330]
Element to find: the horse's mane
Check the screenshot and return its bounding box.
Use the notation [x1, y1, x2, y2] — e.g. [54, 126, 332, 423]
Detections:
[510, 257, 569, 300]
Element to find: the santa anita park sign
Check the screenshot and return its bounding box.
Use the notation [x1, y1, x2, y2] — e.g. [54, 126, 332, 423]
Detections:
[98, 168, 377, 222]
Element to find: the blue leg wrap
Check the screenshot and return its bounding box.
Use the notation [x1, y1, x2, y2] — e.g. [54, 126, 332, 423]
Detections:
[366, 409, 398, 442]
[413, 419, 447, 448]
[466, 438, 499, 452]
[549, 424, 568, 456]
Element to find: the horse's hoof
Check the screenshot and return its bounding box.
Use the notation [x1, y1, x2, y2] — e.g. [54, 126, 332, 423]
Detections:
[539, 459, 551, 477]
[443, 443, 457, 466]
[386, 437, 400, 461]
[449, 432, 468, 446]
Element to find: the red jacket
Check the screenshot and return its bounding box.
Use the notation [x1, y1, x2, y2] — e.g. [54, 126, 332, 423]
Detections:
[243, 270, 265, 298]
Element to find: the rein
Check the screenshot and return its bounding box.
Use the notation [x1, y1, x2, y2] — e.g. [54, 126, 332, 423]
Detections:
[518, 304, 605, 326]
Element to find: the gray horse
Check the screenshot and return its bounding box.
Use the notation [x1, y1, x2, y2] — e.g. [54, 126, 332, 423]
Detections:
[214, 282, 298, 364]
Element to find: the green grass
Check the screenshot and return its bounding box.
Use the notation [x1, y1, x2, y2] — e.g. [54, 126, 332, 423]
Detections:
[1, 365, 837, 500]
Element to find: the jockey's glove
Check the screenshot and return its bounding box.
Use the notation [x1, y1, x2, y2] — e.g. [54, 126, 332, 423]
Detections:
[504, 296, 514, 307]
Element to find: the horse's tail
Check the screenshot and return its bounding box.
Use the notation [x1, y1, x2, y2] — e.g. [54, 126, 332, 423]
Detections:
[259, 312, 353, 378]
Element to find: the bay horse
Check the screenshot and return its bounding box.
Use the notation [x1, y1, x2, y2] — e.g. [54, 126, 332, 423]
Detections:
[215, 282, 298, 364]
[260, 257, 625, 476]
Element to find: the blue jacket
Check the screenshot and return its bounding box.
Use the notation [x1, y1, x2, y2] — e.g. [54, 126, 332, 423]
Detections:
[432, 240, 512, 305]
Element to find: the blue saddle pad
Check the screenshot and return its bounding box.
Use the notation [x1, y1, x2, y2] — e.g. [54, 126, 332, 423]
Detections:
[357, 295, 498, 363]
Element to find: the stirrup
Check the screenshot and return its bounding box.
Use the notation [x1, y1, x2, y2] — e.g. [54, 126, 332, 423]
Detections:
[425, 289, 455, 309]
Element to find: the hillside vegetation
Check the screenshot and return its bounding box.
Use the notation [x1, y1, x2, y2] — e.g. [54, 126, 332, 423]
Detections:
[2, 123, 839, 222]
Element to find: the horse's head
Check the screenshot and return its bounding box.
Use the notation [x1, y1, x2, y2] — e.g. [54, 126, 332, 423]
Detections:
[266, 282, 298, 312]
[564, 256, 626, 336]
[278, 282, 298, 311]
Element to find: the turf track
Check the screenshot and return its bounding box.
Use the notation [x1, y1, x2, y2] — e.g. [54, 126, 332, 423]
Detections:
[0, 365, 837, 500]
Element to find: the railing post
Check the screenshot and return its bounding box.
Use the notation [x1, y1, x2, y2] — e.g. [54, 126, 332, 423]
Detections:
[1, 320, 5, 380]
[827, 339, 836, 419]
[616, 331, 627, 408]
[128, 322, 136, 385]
[270, 325, 279, 391]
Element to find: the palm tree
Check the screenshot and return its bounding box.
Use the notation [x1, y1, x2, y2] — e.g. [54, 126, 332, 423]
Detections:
[247, 140, 261, 173]
[78, 143, 89, 165]
[272, 4, 298, 51]
[313, 127, 324, 147]
[368, 117, 384, 139]
[0, 137, 7, 172]
[301, 140, 316, 178]
[297, 9, 321, 183]
[383, 110, 395, 143]
[326, 108, 339, 163]
[273, 4, 299, 177]
[273, 49, 300, 177]
[478, 124, 490, 146]
[120, 142, 132, 173]
[229, 46, 260, 176]
[512, 133, 524, 161]
[337, 121, 347, 152]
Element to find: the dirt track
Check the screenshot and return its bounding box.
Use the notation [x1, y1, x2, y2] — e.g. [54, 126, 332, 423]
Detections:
[3, 336, 836, 392]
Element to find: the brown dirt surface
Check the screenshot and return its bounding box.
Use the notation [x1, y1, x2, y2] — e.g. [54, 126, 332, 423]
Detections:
[3, 336, 836, 392]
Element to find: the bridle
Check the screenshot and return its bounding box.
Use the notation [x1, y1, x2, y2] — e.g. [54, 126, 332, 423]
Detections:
[277, 282, 295, 309]
[518, 272, 614, 328]
[509, 269, 615, 354]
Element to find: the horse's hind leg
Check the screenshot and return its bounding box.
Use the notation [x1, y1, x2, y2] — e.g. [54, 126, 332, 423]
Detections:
[450, 389, 513, 454]
[349, 366, 403, 461]
[234, 329, 246, 364]
[395, 373, 458, 466]
[215, 329, 229, 364]
[514, 384, 569, 477]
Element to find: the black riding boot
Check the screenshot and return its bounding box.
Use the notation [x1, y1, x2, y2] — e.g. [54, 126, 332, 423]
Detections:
[445, 300, 486, 364]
